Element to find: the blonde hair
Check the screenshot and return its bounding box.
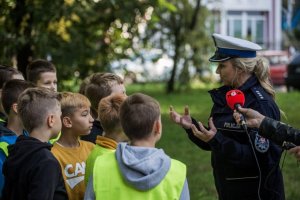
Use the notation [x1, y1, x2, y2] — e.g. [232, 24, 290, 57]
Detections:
[231, 57, 275, 99]
[60, 92, 91, 117]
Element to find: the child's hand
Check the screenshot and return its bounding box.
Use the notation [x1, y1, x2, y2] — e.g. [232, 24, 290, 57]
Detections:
[169, 105, 192, 129]
[191, 117, 216, 142]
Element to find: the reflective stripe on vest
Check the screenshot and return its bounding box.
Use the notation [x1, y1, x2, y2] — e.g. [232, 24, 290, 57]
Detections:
[0, 142, 9, 156]
[93, 152, 186, 200]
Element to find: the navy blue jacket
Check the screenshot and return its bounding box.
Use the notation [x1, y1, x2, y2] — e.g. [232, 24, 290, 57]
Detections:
[2, 135, 67, 200]
[186, 76, 284, 200]
[0, 125, 29, 198]
[81, 119, 103, 144]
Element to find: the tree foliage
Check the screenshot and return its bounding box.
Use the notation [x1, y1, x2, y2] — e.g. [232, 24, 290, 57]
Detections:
[144, 0, 214, 93]
[0, 0, 158, 90]
[0, 0, 214, 92]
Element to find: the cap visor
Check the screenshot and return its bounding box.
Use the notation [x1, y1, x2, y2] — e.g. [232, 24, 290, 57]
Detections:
[209, 53, 231, 62]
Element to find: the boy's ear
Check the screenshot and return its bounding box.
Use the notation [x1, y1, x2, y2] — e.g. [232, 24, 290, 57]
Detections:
[62, 116, 72, 128]
[153, 120, 161, 136]
[11, 103, 18, 114]
[47, 114, 55, 128]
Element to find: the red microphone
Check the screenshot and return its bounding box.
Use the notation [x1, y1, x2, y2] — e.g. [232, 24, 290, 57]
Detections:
[226, 89, 247, 130]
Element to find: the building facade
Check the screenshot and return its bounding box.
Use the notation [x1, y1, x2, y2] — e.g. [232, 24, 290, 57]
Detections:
[206, 0, 282, 50]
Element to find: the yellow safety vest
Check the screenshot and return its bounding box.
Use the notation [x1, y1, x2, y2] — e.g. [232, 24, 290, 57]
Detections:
[0, 142, 9, 156]
[49, 131, 61, 144]
[93, 152, 186, 200]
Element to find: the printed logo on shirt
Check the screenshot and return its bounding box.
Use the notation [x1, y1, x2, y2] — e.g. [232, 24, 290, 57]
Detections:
[64, 162, 86, 189]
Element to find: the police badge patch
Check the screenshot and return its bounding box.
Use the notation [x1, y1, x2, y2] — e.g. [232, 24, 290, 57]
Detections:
[255, 132, 269, 153]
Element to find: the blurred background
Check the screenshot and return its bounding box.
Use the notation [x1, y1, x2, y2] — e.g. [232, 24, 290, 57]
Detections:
[1, 0, 300, 93]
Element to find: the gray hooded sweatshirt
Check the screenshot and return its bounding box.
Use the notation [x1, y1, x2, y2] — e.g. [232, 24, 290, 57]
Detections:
[84, 143, 190, 200]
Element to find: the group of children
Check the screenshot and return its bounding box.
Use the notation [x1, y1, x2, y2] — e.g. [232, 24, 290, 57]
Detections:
[0, 60, 189, 200]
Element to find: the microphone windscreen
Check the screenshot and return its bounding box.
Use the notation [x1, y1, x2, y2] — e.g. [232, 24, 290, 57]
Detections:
[226, 89, 245, 110]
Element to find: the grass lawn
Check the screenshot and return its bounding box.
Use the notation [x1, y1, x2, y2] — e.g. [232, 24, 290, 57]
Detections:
[127, 83, 300, 200]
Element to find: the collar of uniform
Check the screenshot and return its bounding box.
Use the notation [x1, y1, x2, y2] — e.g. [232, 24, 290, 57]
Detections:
[238, 75, 258, 91]
[208, 85, 232, 106]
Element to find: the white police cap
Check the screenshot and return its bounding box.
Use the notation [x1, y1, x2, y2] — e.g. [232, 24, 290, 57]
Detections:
[209, 33, 262, 62]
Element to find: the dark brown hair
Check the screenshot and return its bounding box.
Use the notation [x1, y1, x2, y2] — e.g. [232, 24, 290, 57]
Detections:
[85, 72, 123, 113]
[2, 79, 35, 115]
[0, 65, 23, 89]
[26, 59, 56, 83]
[120, 93, 160, 140]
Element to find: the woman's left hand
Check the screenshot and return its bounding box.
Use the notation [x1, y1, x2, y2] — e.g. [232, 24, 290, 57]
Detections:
[191, 117, 217, 142]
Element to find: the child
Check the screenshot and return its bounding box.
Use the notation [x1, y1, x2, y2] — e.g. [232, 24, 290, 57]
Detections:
[2, 88, 67, 199]
[84, 93, 190, 200]
[26, 59, 57, 92]
[85, 93, 128, 184]
[81, 72, 126, 143]
[26, 59, 61, 143]
[0, 80, 35, 196]
[51, 92, 95, 200]
[0, 65, 24, 126]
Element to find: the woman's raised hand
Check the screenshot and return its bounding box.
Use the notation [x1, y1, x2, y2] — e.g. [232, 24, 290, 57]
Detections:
[169, 105, 192, 129]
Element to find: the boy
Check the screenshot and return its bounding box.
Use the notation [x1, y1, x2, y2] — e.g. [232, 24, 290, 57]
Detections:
[0, 80, 35, 196]
[51, 92, 95, 200]
[26, 59, 57, 92]
[84, 93, 190, 200]
[0, 65, 24, 126]
[85, 93, 128, 184]
[26, 59, 61, 143]
[2, 88, 67, 199]
[81, 72, 126, 143]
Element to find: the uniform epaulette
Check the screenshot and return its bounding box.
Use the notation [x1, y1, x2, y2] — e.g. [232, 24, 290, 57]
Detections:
[251, 87, 266, 101]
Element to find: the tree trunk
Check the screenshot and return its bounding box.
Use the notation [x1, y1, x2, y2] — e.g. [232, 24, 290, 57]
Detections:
[166, 0, 201, 93]
[13, 0, 33, 78]
[167, 35, 180, 93]
[17, 43, 33, 77]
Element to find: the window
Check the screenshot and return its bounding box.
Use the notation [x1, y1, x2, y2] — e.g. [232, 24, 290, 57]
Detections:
[233, 20, 242, 38]
[227, 11, 266, 46]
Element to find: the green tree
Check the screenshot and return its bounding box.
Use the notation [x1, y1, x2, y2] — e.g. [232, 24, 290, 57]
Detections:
[0, 0, 158, 90]
[144, 0, 213, 93]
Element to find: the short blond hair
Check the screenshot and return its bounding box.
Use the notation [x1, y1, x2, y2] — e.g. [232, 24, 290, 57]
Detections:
[60, 92, 91, 117]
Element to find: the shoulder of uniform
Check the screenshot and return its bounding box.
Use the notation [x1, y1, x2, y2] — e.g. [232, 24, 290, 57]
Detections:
[250, 87, 268, 101]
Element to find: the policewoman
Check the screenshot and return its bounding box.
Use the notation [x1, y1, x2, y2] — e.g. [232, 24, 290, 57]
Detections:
[170, 33, 284, 200]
